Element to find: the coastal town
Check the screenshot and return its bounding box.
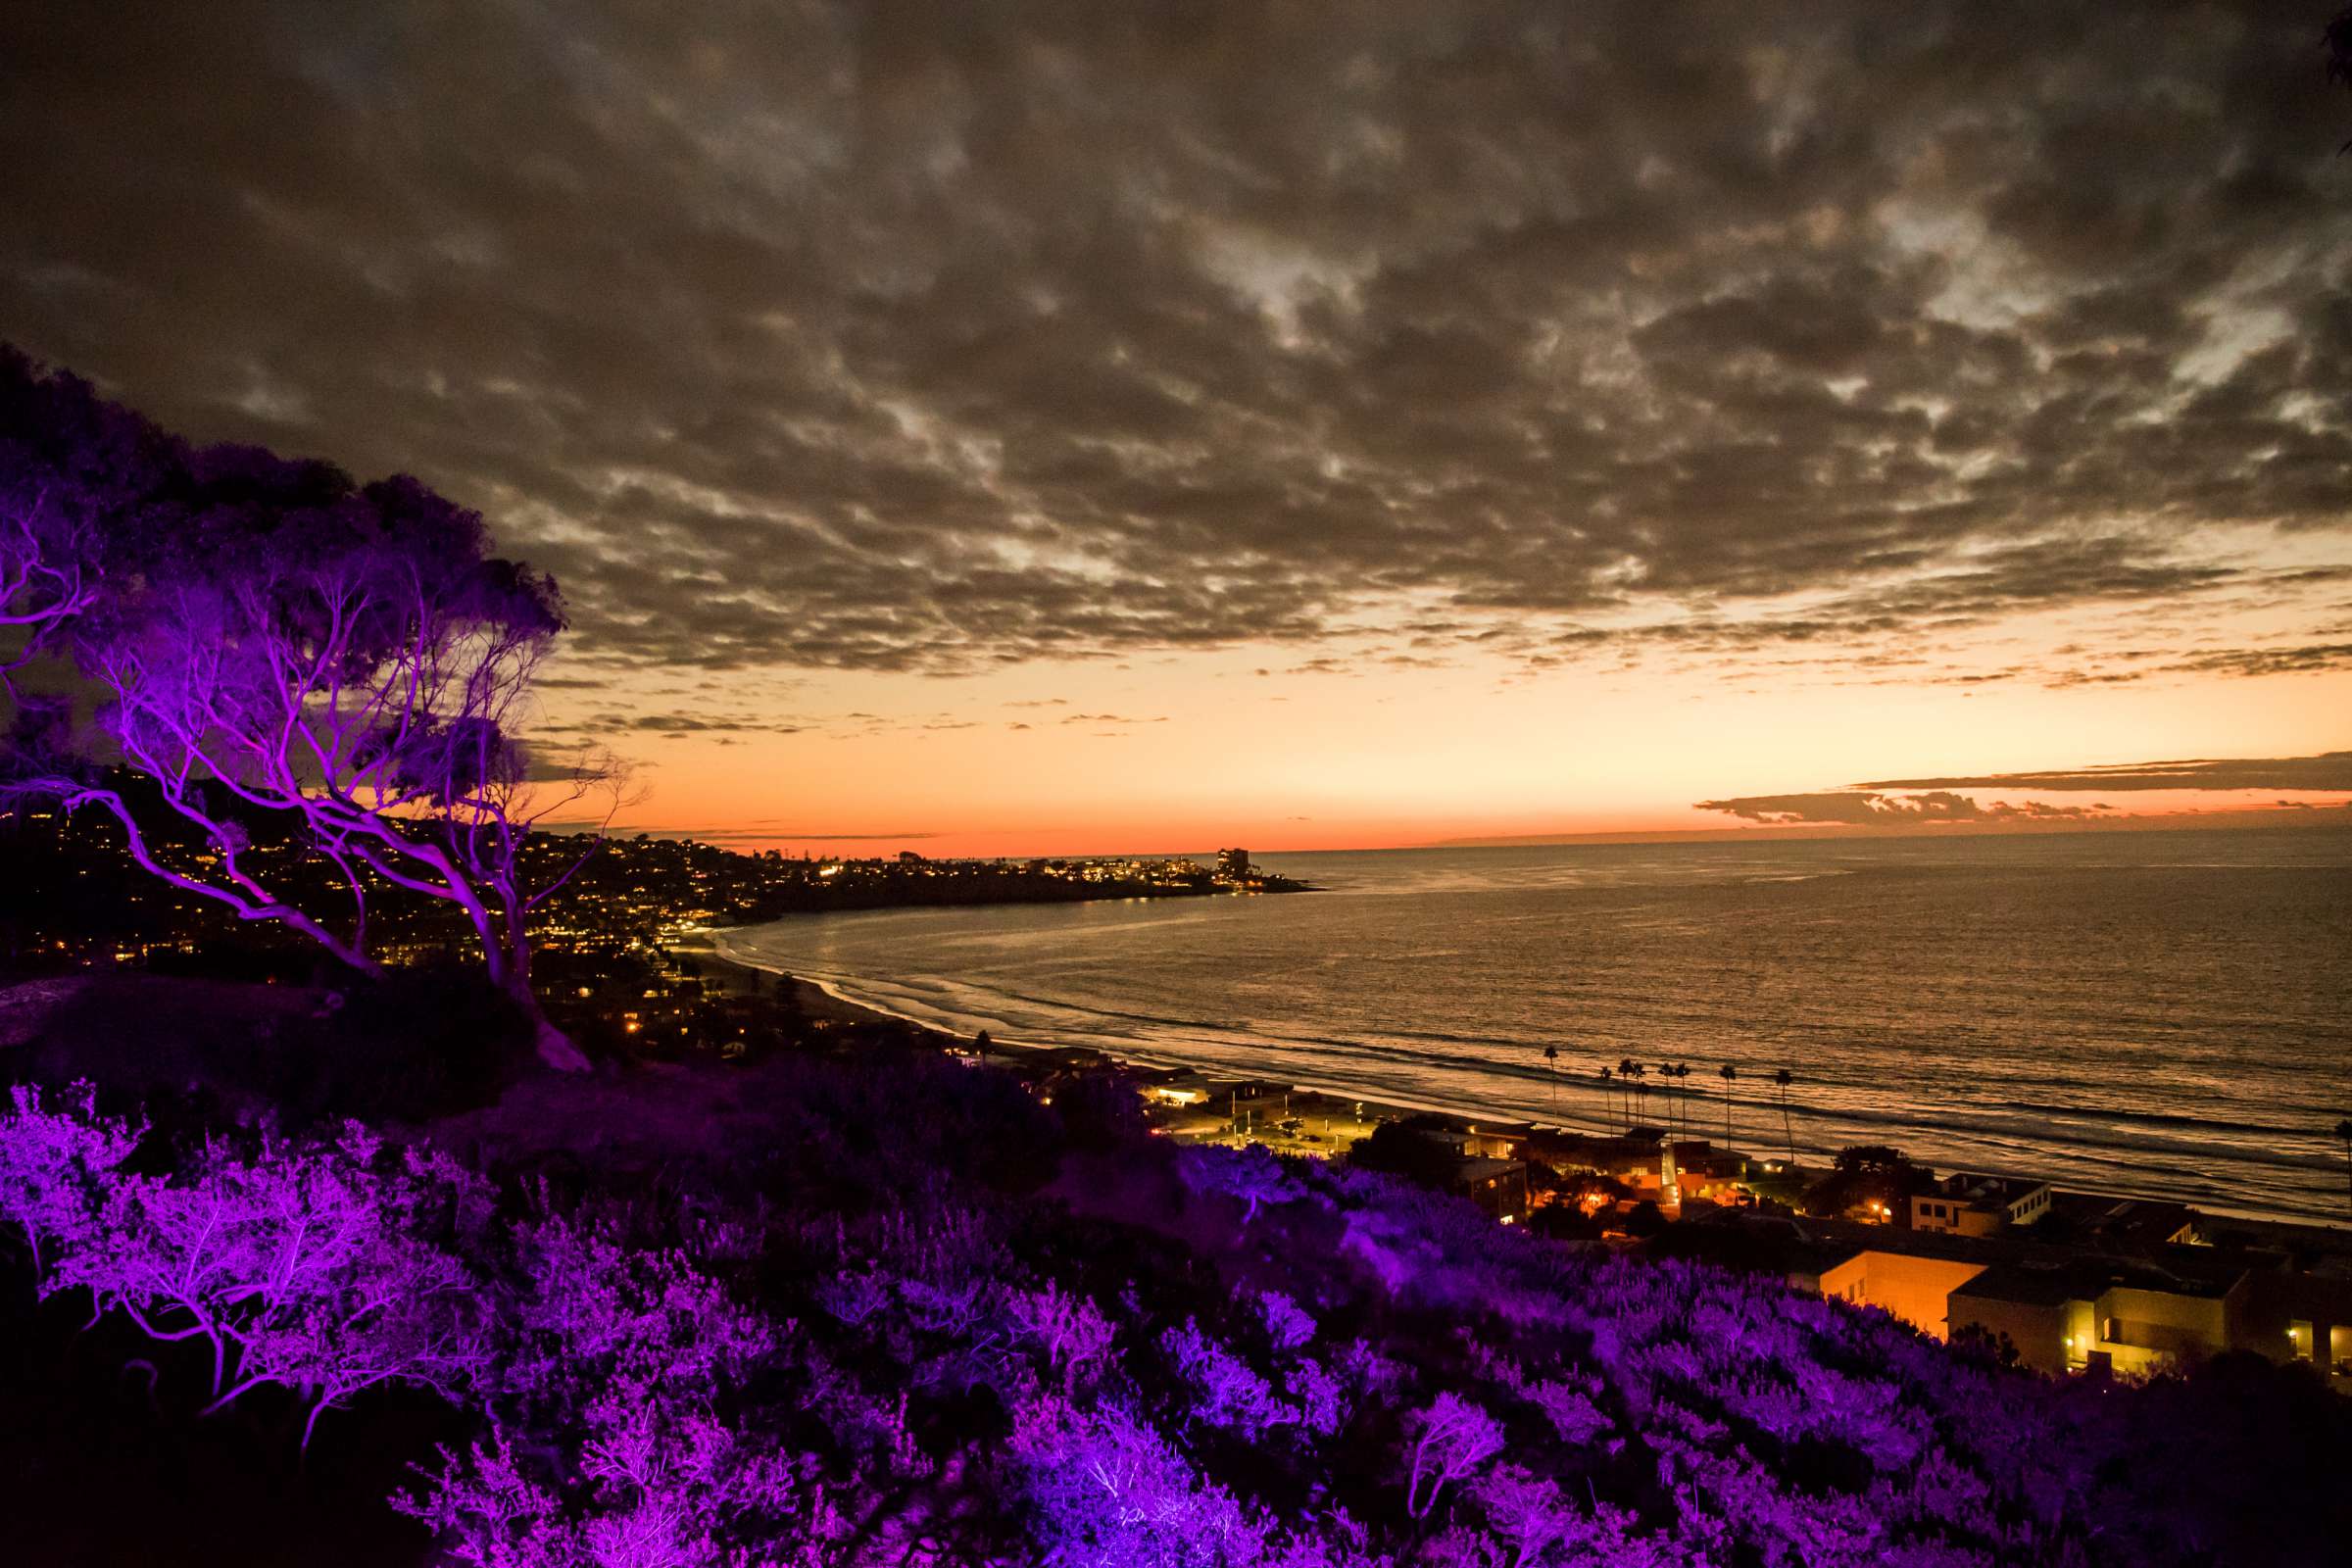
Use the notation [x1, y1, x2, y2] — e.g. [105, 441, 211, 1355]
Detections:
[0, 786, 1300, 975]
[6, 799, 2348, 1399]
[1044, 1052, 2351, 1392]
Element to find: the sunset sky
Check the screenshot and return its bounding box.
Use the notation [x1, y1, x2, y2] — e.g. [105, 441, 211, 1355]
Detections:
[4, 3, 2349, 856]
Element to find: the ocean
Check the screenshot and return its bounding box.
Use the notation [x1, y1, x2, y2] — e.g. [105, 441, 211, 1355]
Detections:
[717, 827, 2352, 1224]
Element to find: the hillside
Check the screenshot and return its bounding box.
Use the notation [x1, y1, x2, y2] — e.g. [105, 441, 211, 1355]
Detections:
[0, 977, 2345, 1566]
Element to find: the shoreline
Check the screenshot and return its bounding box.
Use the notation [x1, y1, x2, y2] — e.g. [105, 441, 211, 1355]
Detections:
[697, 928, 1569, 1137]
[676, 929, 910, 1030]
[693, 925, 2352, 1232]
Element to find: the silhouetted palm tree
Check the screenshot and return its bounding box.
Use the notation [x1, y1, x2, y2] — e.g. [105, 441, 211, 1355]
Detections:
[1657, 1061, 1677, 1136]
[1718, 1062, 1738, 1148]
[1597, 1066, 1615, 1131]
[2337, 1117, 2352, 1221]
[1542, 1044, 1559, 1107]
[1774, 1068, 1795, 1163]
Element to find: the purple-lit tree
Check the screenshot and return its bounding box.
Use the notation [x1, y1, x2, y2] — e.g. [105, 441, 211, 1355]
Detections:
[0, 483, 92, 691]
[401, 1206, 803, 1566]
[1402, 1393, 1503, 1520]
[1178, 1143, 1305, 1224]
[1008, 1279, 1117, 1396]
[0, 349, 163, 691]
[3, 355, 618, 1067]
[1, 1102, 491, 1450]
[67, 470, 618, 1065]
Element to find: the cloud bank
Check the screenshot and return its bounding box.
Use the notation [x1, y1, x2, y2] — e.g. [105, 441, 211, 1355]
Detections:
[4, 3, 2349, 684]
[1694, 791, 2110, 827]
[1698, 751, 2352, 825]
[1857, 751, 2352, 793]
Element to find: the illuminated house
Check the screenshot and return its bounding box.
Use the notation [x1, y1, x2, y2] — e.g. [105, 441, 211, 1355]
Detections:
[2275, 1261, 2352, 1390]
[1813, 1248, 1994, 1340]
[1946, 1259, 2253, 1376]
[1447, 1155, 1530, 1224]
[1422, 1123, 1526, 1160]
[1731, 1207, 2271, 1373]
[1517, 1125, 1670, 1183]
[1912, 1171, 2052, 1236]
[2198, 1216, 2352, 1393]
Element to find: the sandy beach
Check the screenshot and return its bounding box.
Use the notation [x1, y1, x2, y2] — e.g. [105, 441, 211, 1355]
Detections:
[683, 928, 919, 1031]
[689, 924, 1660, 1173]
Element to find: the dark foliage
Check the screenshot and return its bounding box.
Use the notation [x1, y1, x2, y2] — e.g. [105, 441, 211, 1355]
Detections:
[1804, 1144, 1936, 1218]
[261, 967, 531, 1128]
[3, 993, 2350, 1564]
[1346, 1115, 1466, 1189]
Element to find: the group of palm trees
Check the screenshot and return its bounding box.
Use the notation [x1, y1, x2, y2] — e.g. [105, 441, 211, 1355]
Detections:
[1525, 1063, 2351, 1213]
[1538, 1051, 1799, 1163]
[1525, 1083, 2348, 1212]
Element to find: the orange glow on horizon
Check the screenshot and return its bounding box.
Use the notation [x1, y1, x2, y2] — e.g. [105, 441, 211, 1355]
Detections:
[546, 621, 2351, 861]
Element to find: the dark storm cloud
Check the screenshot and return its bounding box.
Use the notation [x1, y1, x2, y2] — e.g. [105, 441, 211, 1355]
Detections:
[4, 2, 2350, 676]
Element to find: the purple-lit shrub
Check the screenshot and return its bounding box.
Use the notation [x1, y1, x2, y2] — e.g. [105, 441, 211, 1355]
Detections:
[1009, 1279, 1117, 1396]
[7, 1077, 2346, 1564]
[1163, 1319, 1302, 1439]
[0, 1081, 140, 1275]
[1011, 1396, 1306, 1568]
[396, 1202, 811, 1566]
[1401, 1393, 1503, 1520]
[398, 1396, 808, 1568]
[1254, 1289, 1316, 1351]
[2, 1099, 488, 1447]
[498, 1207, 775, 1416]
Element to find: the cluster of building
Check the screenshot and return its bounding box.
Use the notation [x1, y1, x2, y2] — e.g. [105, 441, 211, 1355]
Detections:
[18, 800, 2345, 1393]
[2, 795, 1305, 979]
[1012, 854, 1219, 888]
[1124, 1070, 2352, 1392]
[1740, 1176, 2352, 1390]
[1135, 1070, 1385, 1150]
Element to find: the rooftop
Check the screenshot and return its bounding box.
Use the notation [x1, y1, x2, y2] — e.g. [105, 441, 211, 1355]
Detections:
[1949, 1263, 2085, 1307]
[1932, 1171, 2050, 1209]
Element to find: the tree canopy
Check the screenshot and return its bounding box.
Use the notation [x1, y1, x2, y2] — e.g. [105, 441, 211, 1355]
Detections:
[0, 347, 611, 1068]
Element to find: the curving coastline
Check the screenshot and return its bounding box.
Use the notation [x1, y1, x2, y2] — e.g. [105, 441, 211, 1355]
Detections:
[700, 830, 2352, 1226]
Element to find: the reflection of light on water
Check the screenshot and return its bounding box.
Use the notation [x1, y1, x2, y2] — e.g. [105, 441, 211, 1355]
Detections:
[719, 831, 2352, 1222]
